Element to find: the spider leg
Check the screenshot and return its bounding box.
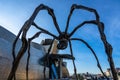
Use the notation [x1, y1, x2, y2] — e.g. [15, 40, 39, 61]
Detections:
[98, 22, 118, 80]
[70, 38, 109, 79]
[68, 40, 78, 80]
[30, 4, 61, 35]
[8, 36, 28, 80]
[43, 38, 55, 80]
[26, 31, 42, 80]
[12, 26, 24, 62]
[65, 4, 117, 79]
[32, 22, 58, 39]
[8, 4, 60, 80]
[69, 20, 96, 37]
[26, 31, 56, 80]
[11, 22, 28, 80]
[9, 21, 58, 80]
[65, 4, 99, 33]
[69, 21, 118, 79]
[9, 19, 33, 80]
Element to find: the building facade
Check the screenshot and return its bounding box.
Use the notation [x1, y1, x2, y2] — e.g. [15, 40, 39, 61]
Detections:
[0, 26, 49, 80]
[0, 26, 70, 80]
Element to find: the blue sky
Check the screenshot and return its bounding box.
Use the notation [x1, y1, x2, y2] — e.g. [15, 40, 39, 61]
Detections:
[0, 0, 120, 74]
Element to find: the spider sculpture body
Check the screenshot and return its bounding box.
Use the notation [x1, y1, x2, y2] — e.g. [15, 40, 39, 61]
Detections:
[7, 4, 118, 80]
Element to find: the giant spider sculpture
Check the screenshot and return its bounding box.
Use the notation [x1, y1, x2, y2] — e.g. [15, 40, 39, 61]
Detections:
[7, 4, 118, 80]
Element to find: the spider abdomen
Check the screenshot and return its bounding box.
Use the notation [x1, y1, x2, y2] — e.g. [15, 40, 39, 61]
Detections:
[57, 32, 69, 50]
[57, 39, 68, 50]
